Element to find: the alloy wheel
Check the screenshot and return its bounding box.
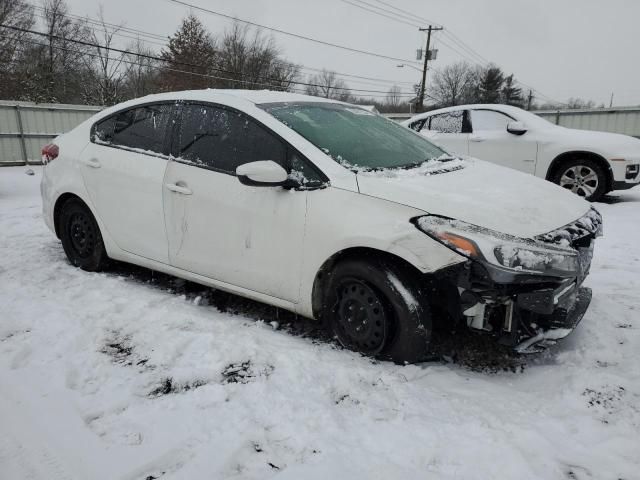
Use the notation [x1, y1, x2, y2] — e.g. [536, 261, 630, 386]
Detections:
[559, 165, 599, 198]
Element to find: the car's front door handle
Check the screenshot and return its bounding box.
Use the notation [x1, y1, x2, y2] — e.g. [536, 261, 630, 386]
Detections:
[470, 135, 486, 142]
[165, 183, 192, 195]
[82, 158, 101, 168]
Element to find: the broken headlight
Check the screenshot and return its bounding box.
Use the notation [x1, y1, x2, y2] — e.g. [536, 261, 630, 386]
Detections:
[414, 216, 579, 276]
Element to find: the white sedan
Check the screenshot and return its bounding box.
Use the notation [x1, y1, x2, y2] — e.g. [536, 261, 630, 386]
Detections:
[41, 90, 602, 362]
[403, 104, 640, 201]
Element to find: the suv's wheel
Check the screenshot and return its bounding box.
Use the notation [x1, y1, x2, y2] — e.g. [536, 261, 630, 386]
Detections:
[323, 258, 431, 364]
[59, 198, 108, 271]
[551, 158, 607, 201]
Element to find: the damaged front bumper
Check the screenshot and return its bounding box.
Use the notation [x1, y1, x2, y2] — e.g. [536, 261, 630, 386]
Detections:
[430, 211, 601, 352]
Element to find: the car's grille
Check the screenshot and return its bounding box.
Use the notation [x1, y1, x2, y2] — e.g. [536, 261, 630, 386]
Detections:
[536, 207, 603, 248]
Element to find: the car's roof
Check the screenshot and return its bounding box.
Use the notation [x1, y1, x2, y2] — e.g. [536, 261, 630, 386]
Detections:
[403, 104, 526, 124]
[129, 89, 339, 106]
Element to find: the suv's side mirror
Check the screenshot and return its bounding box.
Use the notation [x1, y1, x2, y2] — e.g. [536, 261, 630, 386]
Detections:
[507, 121, 527, 135]
[236, 160, 289, 187]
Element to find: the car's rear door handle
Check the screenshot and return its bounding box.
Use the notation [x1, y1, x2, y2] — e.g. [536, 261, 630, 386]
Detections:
[165, 183, 192, 195]
[82, 158, 101, 168]
[470, 135, 485, 142]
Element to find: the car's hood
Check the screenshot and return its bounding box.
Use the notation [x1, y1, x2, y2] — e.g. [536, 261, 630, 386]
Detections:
[356, 158, 590, 238]
[541, 126, 640, 156]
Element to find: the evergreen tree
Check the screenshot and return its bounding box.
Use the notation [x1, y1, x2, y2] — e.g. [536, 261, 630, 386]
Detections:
[160, 15, 217, 91]
[477, 65, 504, 103]
[501, 74, 524, 107]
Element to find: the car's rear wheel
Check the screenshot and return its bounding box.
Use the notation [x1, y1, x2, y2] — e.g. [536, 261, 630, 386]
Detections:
[323, 258, 431, 364]
[552, 158, 607, 201]
[59, 198, 108, 271]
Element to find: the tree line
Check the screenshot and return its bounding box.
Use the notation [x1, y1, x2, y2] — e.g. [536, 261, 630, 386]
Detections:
[1, 0, 600, 112]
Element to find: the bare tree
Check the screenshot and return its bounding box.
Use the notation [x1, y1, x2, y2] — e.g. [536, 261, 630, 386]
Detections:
[305, 69, 351, 100]
[40, 0, 92, 102]
[215, 23, 300, 91]
[82, 8, 125, 105]
[121, 38, 159, 99]
[0, 0, 35, 99]
[385, 84, 403, 109]
[430, 61, 476, 107]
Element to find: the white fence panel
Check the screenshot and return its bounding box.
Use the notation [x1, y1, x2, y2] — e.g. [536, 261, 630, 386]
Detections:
[0, 101, 101, 166]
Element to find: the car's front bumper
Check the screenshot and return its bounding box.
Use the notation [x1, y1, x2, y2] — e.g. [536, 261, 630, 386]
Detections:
[514, 286, 591, 352]
[611, 162, 639, 190]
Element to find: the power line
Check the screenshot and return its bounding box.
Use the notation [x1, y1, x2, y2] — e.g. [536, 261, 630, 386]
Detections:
[5, 35, 418, 100]
[339, 0, 566, 106]
[0, 24, 418, 97]
[164, 0, 417, 64]
[27, 2, 417, 88]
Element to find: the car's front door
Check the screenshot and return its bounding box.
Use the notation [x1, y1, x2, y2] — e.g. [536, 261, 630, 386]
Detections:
[468, 109, 537, 174]
[162, 103, 316, 303]
[80, 103, 174, 263]
[417, 110, 469, 155]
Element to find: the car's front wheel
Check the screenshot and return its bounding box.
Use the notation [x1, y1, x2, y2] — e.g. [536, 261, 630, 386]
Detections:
[323, 258, 431, 364]
[552, 158, 607, 201]
[59, 198, 109, 271]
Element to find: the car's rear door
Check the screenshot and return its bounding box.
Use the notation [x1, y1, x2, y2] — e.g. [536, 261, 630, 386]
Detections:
[80, 103, 174, 263]
[417, 110, 470, 155]
[467, 109, 537, 174]
[162, 103, 319, 303]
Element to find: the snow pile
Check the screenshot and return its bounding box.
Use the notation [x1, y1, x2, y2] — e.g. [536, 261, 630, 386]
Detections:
[1, 167, 640, 479]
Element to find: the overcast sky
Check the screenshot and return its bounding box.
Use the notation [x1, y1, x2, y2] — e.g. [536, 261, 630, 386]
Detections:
[64, 0, 640, 106]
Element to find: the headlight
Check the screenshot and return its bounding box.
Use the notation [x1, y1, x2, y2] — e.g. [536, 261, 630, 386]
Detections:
[414, 216, 578, 276]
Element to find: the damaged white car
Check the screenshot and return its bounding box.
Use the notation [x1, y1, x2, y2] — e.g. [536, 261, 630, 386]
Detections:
[41, 90, 602, 363]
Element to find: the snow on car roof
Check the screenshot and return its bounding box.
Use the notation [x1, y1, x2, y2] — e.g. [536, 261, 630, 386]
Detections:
[123, 89, 338, 107]
[403, 103, 527, 124]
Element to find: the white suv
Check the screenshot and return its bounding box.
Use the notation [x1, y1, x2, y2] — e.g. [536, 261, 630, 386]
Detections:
[41, 90, 602, 362]
[403, 104, 640, 201]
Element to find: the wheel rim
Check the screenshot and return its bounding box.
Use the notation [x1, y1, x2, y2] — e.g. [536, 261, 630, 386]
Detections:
[67, 212, 96, 259]
[559, 165, 599, 197]
[332, 278, 389, 355]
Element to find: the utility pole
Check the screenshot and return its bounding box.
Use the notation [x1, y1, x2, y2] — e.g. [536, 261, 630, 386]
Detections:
[526, 90, 534, 110]
[417, 25, 443, 112]
[609, 92, 614, 108]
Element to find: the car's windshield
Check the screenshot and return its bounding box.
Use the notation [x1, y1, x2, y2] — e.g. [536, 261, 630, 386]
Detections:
[259, 102, 450, 170]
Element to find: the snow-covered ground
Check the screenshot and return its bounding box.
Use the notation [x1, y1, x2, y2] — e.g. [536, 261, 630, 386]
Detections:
[1, 166, 639, 480]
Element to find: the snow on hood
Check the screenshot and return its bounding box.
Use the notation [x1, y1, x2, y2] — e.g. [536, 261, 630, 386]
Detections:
[356, 158, 591, 238]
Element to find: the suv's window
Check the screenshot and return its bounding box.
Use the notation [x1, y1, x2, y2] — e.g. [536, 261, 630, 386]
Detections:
[104, 104, 173, 154]
[428, 111, 463, 133]
[177, 104, 286, 174]
[471, 110, 512, 132]
[408, 118, 426, 132]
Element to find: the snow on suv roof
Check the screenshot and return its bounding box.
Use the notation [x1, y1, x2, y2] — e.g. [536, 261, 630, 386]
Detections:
[404, 104, 527, 123]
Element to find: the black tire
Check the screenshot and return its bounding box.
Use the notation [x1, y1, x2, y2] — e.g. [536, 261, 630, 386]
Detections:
[551, 158, 608, 202]
[59, 198, 108, 271]
[322, 258, 431, 364]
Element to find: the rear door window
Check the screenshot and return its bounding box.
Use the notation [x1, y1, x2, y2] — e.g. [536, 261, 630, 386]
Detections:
[106, 104, 173, 154]
[428, 111, 464, 133]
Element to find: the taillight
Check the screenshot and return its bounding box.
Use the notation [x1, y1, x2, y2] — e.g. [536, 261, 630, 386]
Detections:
[42, 143, 59, 164]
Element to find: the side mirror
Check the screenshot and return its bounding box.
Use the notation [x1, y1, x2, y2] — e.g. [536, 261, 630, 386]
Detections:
[507, 121, 527, 135]
[236, 160, 289, 187]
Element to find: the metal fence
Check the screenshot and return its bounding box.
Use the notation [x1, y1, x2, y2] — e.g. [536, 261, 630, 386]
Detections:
[2, 101, 640, 166]
[535, 106, 640, 138]
[0, 100, 102, 166]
